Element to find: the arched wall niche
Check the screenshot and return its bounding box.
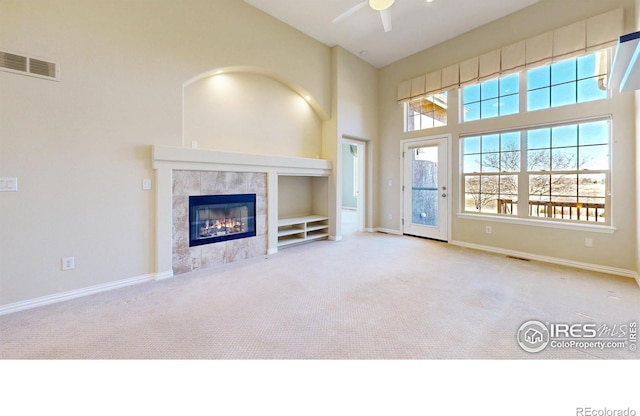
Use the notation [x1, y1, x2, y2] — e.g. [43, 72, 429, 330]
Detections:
[182, 66, 327, 159]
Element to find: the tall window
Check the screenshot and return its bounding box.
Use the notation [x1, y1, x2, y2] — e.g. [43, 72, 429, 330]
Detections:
[405, 92, 447, 132]
[463, 131, 521, 215]
[462, 119, 610, 224]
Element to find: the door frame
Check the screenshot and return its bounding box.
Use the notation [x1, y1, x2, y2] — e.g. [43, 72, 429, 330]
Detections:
[400, 134, 452, 242]
[342, 137, 366, 232]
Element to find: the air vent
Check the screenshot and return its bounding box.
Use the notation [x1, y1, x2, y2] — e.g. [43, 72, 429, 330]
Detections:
[1, 52, 27, 72]
[0, 50, 59, 81]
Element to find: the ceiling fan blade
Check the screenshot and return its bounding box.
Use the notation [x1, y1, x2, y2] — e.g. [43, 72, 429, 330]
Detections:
[380, 8, 392, 32]
[332, 1, 368, 24]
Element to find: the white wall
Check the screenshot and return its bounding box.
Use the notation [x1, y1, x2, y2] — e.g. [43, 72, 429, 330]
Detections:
[326, 47, 379, 237]
[0, 0, 332, 306]
[184, 72, 322, 158]
[378, 0, 638, 273]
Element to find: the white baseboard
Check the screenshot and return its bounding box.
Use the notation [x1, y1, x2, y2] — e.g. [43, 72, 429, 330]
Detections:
[0, 272, 167, 316]
[450, 240, 639, 283]
[155, 270, 174, 280]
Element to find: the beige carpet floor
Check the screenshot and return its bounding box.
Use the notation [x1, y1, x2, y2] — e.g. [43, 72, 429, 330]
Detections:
[1, 229, 638, 359]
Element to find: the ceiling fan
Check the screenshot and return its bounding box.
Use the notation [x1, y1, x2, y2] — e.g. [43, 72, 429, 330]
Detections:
[332, 0, 396, 33]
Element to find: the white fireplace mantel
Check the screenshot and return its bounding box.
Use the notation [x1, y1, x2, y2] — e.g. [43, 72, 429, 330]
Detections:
[152, 145, 332, 278]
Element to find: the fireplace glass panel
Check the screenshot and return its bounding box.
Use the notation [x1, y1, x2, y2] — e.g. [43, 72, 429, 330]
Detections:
[189, 194, 256, 246]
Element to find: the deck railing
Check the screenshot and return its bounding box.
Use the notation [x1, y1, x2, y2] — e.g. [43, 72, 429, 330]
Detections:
[496, 199, 605, 222]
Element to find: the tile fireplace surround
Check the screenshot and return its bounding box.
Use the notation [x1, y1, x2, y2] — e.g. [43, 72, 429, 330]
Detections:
[152, 145, 332, 279]
[172, 170, 267, 275]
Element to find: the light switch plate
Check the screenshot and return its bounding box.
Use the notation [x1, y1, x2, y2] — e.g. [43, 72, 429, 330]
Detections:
[0, 177, 18, 192]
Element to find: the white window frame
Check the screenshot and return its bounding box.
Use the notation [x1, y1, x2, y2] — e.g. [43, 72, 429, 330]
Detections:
[459, 117, 614, 233]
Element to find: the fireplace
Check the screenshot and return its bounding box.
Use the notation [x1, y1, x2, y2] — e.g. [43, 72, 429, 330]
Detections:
[189, 194, 256, 247]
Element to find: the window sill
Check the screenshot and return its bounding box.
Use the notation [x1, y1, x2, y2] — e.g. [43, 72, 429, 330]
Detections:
[456, 213, 616, 234]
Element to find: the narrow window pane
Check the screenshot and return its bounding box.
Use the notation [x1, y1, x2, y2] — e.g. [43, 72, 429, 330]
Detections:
[527, 128, 550, 149]
[579, 121, 609, 145]
[577, 53, 602, 79]
[551, 59, 577, 85]
[464, 176, 481, 212]
[500, 74, 519, 95]
[499, 175, 518, 215]
[481, 153, 500, 172]
[528, 149, 551, 171]
[528, 66, 550, 90]
[551, 82, 576, 107]
[407, 114, 417, 131]
[500, 175, 518, 195]
[481, 134, 499, 152]
[501, 132, 520, 151]
[481, 98, 499, 119]
[552, 124, 578, 147]
[551, 147, 578, 171]
[463, 102, 480, 122]
[499, 94, 519, 116]
[529, 174, 551, 198]
[481, 79, 499, 100]
[580, 145, 609, 170]
[463, 84, 480, 104]
[527, 88, 550, 111]
[500, 151, 520, 172]
[551, 174, 577, 198]
[463, 155, 481, 173]
[482, 198, 498, 214]
[464, 193, 481, 212]
[419, 113, 434, 129]
[480, 176, 499, 213]
[578, 173, 606, 198]
[529, 174, 551, 217]
[463, 136, 481, 154]
[578, 196, 606, 222]
[577, 78, 607, 102]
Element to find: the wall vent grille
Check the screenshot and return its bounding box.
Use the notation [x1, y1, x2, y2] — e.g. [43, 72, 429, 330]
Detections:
[0, 51, 59, 80]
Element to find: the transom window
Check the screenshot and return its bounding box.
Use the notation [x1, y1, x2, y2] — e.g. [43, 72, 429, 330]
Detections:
[527, 52, 608, 111]
[405, 92, 447, 132]
[461, 50, 608, 122]
[462, 119, 610, 224]
[462, 73, 519, 122]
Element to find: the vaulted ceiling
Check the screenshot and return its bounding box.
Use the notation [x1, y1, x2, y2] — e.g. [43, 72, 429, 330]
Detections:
[244, 0, 540, 68]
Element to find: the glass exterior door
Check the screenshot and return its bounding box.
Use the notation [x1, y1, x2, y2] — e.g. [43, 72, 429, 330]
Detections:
[403, 137, 448, 241]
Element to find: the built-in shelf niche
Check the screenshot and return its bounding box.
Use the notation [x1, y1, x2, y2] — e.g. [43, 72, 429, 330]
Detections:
[277, 175, 329, 248]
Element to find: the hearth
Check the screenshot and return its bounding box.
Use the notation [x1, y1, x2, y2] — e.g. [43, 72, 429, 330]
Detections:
[189, 194, 256, 247]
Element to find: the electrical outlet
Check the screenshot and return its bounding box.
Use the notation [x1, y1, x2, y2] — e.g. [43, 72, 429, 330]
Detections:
[486, 226, 492, 234]
[387, 213, 393, 220]
[142, 178, 152, 190]
[585, 238, 593, 247]
[62, 256, 75, 271]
